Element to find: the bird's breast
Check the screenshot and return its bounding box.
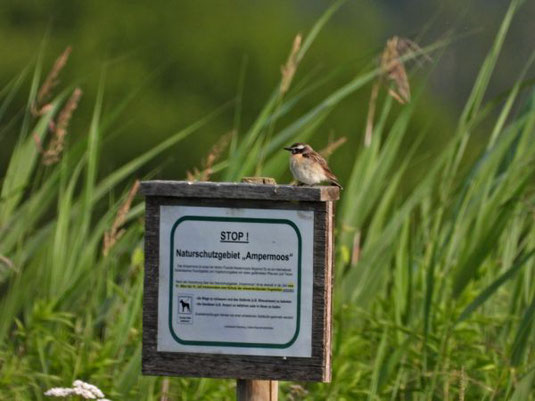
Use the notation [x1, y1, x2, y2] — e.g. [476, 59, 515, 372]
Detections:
[289, 155, 327, 184]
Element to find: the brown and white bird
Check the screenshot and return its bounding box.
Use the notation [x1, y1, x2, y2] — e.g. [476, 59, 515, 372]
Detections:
[284, 143, 342, 189]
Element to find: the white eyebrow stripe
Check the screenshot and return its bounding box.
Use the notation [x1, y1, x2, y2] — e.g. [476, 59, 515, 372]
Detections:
[295, 145, 305, 149]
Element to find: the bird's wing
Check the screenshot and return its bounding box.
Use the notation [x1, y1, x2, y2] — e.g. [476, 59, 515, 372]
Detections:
[306, 151, 341, 184]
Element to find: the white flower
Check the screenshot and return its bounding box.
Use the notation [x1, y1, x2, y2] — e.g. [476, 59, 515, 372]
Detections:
[44, 379, 110, 400]
[73, 380, 105, 398]
[72, 386, 97, 399]
[44, 388, 75, 397]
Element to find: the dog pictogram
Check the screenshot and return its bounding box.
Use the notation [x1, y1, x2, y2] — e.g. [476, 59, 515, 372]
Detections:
[179, 299, 191, 313]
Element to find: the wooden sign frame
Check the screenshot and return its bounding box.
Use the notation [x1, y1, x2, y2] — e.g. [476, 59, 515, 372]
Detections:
[140, 181, 338, 382]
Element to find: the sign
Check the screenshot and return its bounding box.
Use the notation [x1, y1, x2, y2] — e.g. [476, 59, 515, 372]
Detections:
[158, 206, 313, 357]
[140, 181, 338, 382]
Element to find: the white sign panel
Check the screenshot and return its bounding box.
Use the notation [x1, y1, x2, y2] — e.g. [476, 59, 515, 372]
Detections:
[157, 205, 313, 357]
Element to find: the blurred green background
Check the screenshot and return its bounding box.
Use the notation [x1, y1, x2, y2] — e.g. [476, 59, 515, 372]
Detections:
[1, 2, 535, 399]
[1, 0, 533, 183]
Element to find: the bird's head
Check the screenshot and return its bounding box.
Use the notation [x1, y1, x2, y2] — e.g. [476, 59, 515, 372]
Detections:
[283, 143, 312, 155]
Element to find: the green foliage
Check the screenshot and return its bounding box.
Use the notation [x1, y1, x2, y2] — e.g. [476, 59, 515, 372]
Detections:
[1, 1, 534, 400]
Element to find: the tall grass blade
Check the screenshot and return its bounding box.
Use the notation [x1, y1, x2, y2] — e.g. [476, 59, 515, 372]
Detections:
[510, 295, 535, 366]
[457, 249, 535, 323]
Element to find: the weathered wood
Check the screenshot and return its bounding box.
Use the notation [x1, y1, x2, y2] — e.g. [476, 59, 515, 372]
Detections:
[141, 181, 335, 382]
[236, 379, 278, 401]
[324, 201, 334, 380]
[241, 177, 277, 185]
[140, 180, 339, 202]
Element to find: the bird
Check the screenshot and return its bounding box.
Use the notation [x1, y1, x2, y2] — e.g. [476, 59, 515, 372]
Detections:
[284, 142, 342, 189]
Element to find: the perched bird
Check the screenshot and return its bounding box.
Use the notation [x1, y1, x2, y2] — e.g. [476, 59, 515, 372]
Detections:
[284, 143, 342, 189]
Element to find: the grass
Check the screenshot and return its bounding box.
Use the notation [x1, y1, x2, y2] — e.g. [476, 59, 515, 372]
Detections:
[1, 0, 534, 400]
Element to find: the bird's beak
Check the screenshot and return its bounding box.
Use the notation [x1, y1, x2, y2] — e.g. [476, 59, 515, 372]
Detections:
[283, 147, 292, 151]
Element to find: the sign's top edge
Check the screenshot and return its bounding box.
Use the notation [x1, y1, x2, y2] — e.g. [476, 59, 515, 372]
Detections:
[139, 180, 339, 201]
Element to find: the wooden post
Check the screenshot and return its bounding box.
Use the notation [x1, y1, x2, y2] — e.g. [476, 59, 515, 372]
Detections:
[237, 379, 278, 401]
[237, 177, 278, 401]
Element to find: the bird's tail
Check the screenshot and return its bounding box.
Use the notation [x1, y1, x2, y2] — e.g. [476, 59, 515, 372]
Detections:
[331, 180, 343, 190]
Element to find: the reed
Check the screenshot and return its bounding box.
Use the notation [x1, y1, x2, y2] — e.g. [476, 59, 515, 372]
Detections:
[0, 0, 533, 400]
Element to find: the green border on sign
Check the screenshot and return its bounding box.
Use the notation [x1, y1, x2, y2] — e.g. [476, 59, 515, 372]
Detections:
[168, 216, 302, 348]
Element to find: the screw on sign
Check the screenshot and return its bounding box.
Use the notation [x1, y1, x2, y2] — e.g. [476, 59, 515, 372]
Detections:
[140, 177, 339, 401]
